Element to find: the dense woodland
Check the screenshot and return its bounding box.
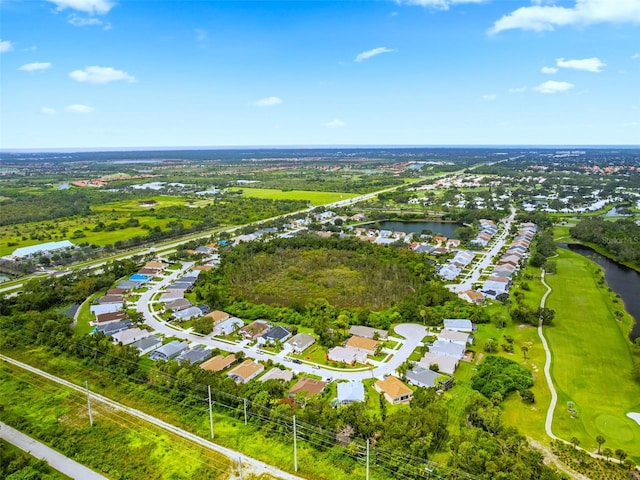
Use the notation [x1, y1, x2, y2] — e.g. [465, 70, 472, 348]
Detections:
[571, 218, 640, 265]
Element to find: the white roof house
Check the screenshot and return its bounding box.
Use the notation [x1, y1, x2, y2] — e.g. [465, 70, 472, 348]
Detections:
[149, 341, 189, 361]
[284, 333, 316, 353]
[327, 346, 367, 365]
[259, 368, 294, 383]
[336, 381, 365, 404]
[90, 303, 123, 316]
[419, 352, 459, 375]
[172, 306, 203, 321]
[111, 328, 151, 346]
[213, 317, 244, 336]
[438, 329, 473, 345]
[348, 326, 388, 340]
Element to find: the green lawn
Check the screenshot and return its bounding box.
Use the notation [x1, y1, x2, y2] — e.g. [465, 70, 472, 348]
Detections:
[544, 249, 640, 460]
[227, 187, 357, 206]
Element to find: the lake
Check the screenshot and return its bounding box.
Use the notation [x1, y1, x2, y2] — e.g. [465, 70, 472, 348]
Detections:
[377, 221, 460, 239]
[563, 244, 640, 341]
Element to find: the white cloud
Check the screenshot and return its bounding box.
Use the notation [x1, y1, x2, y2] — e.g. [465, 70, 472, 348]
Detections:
[556, 57, 605, 72]
[355, 47, 395, 62]
[482, 94, 497, 101]
[490, 0, 640, 34]
[508, 87, 527, 93]
[533, 80, 575, 94]
[253, 96, 283, 107]
[65, 104, 94, 113]
[68, 13, 103, 27]
[40, 107, 57, 115]
[541, 66, 558, 74]
[47, 0, 113, 15]
[19, 62, 52, 72]
[325, 119, 346, 128]
[397, 0, 486, 10]
[632, 53, 640, 59]
[69, 66, 136, 84]
[0, 40, 13, 53]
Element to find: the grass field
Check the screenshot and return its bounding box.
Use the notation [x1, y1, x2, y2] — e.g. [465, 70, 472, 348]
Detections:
[544, 249, 640, 461]
[1, 441, 71, 479]
[227, 187, 357, 205]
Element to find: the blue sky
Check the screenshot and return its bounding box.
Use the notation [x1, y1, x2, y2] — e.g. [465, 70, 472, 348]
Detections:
[1, 0, 639, 149]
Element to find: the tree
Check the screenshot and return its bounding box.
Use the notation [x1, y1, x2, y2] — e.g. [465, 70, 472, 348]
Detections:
[595, 435, 606, 455]
[615, 448, 627, 462]
[570, 437, 580, 449]
[623, 458, 636, 471]
[602, 447, 612, 461]
[521, 345, 529, 360]
[536, 307, 555, 326]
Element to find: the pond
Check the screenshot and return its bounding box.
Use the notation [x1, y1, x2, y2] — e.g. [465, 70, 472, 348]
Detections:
[562, 243, 640, 341]
[377, 221, 460, 239]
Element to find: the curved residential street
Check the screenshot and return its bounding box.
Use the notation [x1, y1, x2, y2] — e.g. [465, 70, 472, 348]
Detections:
[0, 421, 109, 480]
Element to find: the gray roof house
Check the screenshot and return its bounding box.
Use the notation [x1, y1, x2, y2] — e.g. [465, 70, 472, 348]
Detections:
[172, 306, 203, 321]
[348, 325, 388, 340]
[94, 320, 132, 337]
[406, 366, 443, 389]
[336, 381, 365, 405]
[443, 319, 476, 333]
[259, 326, 292, 344]
[132, 335, 163, 355]
[213, 317, 244, 336]
[429, 340, 466, 360]
[284, 333, 316, 353]
[164, 298, 192, 312]
[149, 341, 189, 361]
[177, 346, 212, 365]
[90, 303, 123, 316]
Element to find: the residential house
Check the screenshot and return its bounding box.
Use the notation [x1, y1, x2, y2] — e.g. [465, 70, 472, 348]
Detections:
[159, 291, 184, 302]
[345, 336, 380, 356]
[206, 310, 231, 325]
[94, 320, 131, 336]
[288, 377, 327, 399]
[213, 317, 244, 336]
[327, 346, 367, 365]
[143, 261, 165, 273]
[132, 335, 162, 355]
[116, 280, 141, 291]
[375, 376, 413, 405]
[106, 288, 126, 296]
[227, 359, 264, 383]
[201, 354, 236, 372]
[241, 320, 270, 340]
[429, 340, 466, 360]
[482, 276, 510, 295]
[438, 329, 473, 345]
[112, 328, 151, 346]
[419, 352, 459, 375]
[443, 319, 476, 332]
[284, 333, 316, 353]
[458, 290, 484, 304]
[446, 239, 461, 249]
[348, 326, 388, 340]
[90, 303, 122, 316]
[406, 366, 445, 389]
[438, 264, 461, 281]
[433, 236, 447, 246]
[94, 311, 126, 324]
[172, 306, 203, 322]
[336, 381, 365, 405]
[259, 368, 293, 383]
[177, 346, 212, 365]
[259, 326, 292, 345]
[164, 298, 192, 312]
[149, 341, 189, 361]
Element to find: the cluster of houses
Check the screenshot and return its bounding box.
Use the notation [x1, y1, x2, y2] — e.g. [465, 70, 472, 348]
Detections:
[481, 222, 537, 299]
[159, 268, 212, 321]
[469, 219, 498, 248]
[437, 250, 476, 281]
[327, 326, 387, 365]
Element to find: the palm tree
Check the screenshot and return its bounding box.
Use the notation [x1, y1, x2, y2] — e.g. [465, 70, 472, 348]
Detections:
[615, 448, 627, 463]
[595, 435, 606, 455]
[570, 437, 580, 449]
[521, 345, 529, 360]
[602, 447, 612, 462]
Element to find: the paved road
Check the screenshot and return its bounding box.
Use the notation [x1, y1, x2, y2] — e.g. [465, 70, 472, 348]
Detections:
[0, 421, 109, 480]
[1, 355, 302, 480]
[538, 270, 559, 441]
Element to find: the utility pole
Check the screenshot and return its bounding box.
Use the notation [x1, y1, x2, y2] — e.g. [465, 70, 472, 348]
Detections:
[366, 438, 370, 480]
[243, 398, 247, 425]
[208, 385, 214, 439]
[85, 380, 93, 427]
[293, 415, 298, 472]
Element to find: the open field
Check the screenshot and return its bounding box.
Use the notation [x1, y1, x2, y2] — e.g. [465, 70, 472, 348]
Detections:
[227, 187, 357, 205]
[544, 249, 640, 461]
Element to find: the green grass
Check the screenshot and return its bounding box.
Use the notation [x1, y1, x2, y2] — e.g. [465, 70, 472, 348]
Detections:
[74, 290, 105, 336]
[0, 441, 71, 479]
[544, 249, 640, 461]
[227, 187, 357, 206]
